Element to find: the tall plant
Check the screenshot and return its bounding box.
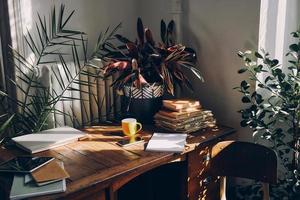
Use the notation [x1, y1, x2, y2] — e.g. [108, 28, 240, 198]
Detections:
[235, 30, 300, 199]
[0, 4, 99, 141]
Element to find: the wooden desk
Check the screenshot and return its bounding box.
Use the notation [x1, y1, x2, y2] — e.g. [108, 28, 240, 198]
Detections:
[0, 125, 235, 200]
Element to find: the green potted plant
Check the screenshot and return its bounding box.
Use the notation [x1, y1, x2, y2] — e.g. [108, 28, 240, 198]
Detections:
[93, 18, 203, 123]
[0, 4, 100, 142]
[235, 30, 300, 199]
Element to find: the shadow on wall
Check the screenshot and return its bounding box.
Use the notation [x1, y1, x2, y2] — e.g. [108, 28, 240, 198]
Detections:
[180, 0, 260, 141]
[181, 0, 227, 118]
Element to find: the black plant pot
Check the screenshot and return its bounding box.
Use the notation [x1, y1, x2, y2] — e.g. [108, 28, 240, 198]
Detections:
[121, 83, 164, 124]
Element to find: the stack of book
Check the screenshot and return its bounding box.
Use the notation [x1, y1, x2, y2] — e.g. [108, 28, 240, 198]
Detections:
[154, 100, 216, 133]
[6, 127, 85, 199]
[10, 159, 69, 200]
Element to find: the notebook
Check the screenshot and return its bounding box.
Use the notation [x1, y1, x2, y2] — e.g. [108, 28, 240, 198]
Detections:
[10, 162, 67, 200]
[145, 133, 187, 153]
[31, 160, 70, 184]
[12, 126, 86, 154]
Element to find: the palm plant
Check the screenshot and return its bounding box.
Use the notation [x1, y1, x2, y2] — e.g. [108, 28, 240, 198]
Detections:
[0, 4, 100, 141]
[93, 18, 203, 95]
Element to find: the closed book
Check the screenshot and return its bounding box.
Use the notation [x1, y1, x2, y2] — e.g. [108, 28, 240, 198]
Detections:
[10, 162, 66, 200]
[154, 111, 212, 122]
[163, 100, 201, 111]
[164, 106, 202, 113]
[157, 109, 202, 119]
[155, 118, 207, 130]
[31, 160, 69, 184]
[12, 126, 86, 154]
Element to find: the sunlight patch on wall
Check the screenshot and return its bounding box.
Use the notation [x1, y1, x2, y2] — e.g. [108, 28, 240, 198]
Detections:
[20, 0, 33, 33]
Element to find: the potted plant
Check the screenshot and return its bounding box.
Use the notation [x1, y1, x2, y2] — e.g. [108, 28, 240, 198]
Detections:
[235, 30, 300, 199]
[0, 4, 100, 142]
[93, 18, 203, 123]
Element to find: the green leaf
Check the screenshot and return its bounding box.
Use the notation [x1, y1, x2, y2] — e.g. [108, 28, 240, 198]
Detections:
[254, 65, 263, 72]
[51, 5, 56, 37]
[58, 4, 64, 31]
[282, 82, 292, 91]
[291, 31, 300, 38]
[61, 9, 75, 29]
[240, 120, 248, 127]
[267, 83, 278, 89]
[264, 76, 273, 84]
[288, 66, 297, 70]
[241, 111, 251, 119]
[240, 80, 250, 90]
[242, 96, 251, 103]
[114, 34, 132, 43]
[270, 59, 279, 67]
[0, 114, 15, 135]
[237, 51, 244, 58]
[289, 43, 299, 51]
[238, 68, 247, 74]
[37, 13, 49, 43]
[35, 22, 45, 49]
[255, 93, 263, 104]
[254, 51, 263, 58]
[257, 83, 264, 88]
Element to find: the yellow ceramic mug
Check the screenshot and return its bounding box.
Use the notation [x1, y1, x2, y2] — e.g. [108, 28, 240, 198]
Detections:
[121, 118, 142, 137]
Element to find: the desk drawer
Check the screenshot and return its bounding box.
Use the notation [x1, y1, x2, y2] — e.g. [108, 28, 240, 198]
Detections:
[187, 145, 219, 200]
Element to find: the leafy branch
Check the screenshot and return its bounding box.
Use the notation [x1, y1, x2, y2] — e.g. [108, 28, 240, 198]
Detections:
[235, 30, 300, 199]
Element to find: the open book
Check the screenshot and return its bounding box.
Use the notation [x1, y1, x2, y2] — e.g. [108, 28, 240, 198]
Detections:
[145, 133, 187, 153]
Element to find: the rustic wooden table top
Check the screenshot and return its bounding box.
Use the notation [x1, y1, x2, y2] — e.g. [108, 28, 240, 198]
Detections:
[0, 125, 235, 200]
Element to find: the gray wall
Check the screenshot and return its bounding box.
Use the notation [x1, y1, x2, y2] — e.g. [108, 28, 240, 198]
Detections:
[19, 0, 140, 57]
[182, 0, 260, 140]
[19, 0, 261, 140]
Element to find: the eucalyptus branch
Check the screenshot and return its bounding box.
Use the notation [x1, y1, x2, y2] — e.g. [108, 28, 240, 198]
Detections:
[236, 30, 300, 198]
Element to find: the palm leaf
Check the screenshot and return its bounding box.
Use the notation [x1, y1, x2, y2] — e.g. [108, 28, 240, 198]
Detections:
[93, 23, 122, 58]
[1, 4, 109, 137]
[51, 5, 56, 38]
[115, 34, 132, 43]
[61, 10, 75, 30]
[0, 114, 15, 138]
[24, 30, 40, 57]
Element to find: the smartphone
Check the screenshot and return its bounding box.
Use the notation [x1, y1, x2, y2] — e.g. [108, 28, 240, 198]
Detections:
[116, 137, 144, 147]
[0, 156, 54, 173]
